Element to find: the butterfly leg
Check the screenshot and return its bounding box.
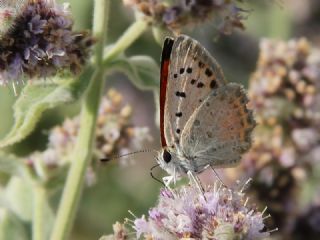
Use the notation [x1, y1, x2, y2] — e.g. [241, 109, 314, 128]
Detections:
[163, 175, 174, 187]
[187, 171, 207, 200]
[163, 167, 178, 187]
[210, 166, 227, 188]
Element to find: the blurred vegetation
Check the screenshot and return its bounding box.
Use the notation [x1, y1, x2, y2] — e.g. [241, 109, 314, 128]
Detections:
[1, 0, 319, 239]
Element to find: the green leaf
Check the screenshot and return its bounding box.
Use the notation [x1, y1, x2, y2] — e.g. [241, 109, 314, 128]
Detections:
[0, 66, 94, 148]
[107, 55, 160, 126]
[0, 208, 28, 240]
[0, 151, 32, 180]
[4, 177, 33, 222]
[108, 55, 159, 90]
[1, 177, 54, 240]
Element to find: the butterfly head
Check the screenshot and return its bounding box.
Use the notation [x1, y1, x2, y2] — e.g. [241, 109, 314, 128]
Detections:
[156, 147, 185, 176]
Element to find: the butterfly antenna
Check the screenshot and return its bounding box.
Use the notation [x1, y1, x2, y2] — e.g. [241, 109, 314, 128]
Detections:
[150, 164, 165, 186]
[100, 149, 154, 162]
[101, 150, 164, 185]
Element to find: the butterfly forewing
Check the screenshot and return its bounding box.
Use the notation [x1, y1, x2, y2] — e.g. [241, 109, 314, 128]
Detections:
[160, 37, 174, 147]
[180, 83, 255, 170]
[163, 35, 226, 148]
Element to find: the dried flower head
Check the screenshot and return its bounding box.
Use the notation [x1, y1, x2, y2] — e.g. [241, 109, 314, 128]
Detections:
[109, 183, 270, 239]
[123, 0, 249, 34]
[99, 222, 130, 240]
[0, 0, 94, 85]
[26, 89, 152, 185]
[247, 38, 320, 172]
[225, 38, 320, 237]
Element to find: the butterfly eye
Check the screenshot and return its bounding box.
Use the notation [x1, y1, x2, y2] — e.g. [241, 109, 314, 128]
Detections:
[163, 149, 172, 163]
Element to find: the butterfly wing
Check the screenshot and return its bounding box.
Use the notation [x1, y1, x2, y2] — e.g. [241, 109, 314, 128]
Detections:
[160, 37, 174, 147]
[180, 83, 255, 171]
[161, 35, 227, 148]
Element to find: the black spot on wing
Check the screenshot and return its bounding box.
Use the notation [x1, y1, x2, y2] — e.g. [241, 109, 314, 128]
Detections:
[175, 112, 182, 117]
[197, 82, 204, 88]
[210, 79, 217, 89]
[176, 112, 182, 117]
[187, 67, 192, 73]
[180, 68, 185, 74]
[199, 61, 205, 68]
[174, 73, 178, 78]
[176, 129, 181, 134]
[175, 91, 186, 98]
[205, 68, 213, 77]
[191, 79, 196, 85]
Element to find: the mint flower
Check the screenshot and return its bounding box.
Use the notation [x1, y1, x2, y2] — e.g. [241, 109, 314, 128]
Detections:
[26, 89, 152, 185]
[225, 38, 320, 237]
[0, 0, 93, 85]
[106, 183, 271, 239]
[123, 0, 248, 34]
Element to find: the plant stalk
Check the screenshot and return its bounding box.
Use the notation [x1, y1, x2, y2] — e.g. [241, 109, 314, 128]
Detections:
[32, 185, 46, 240]
[103, 19, 148, 63]
[49, 3, 149, 240]
[49, 0, 109, 239]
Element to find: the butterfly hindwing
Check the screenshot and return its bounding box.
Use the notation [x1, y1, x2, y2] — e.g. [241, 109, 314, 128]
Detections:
[180, 83, 255, 170]
[163, 35, 227, 148]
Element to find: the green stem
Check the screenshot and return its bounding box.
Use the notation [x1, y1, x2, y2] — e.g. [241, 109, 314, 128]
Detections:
[49, 5, 149, 240]
[49, 0, 109, 239]
[93, 0, 109, 66]
[49, 70, 104, 240]
[32, 185, 46, 240]
[103, 19, 149, 63]
[268, 4, 292, 40]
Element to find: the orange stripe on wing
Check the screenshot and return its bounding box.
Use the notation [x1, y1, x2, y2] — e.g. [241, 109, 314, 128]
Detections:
[160, 38, 174, 147]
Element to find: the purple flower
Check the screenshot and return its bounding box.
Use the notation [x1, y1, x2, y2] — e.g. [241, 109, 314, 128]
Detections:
[28, 14, 46, 34]
[0, 0, 94, 85]
[148, 208, 162, 221]
[125, 184, 270, 239]
[123, 0, 249, 34]
[159, 188, 174, 198]
[134, 216, 151, 238]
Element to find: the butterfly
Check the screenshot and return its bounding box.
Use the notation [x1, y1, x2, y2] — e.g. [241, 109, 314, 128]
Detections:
[156, 35, 256, 181]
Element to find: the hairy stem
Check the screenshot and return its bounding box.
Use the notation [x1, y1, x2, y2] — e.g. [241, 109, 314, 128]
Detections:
[103, 19, 149, 64]
[49, 2, 150, 240]
[49, 0, 109, 239]
[32, 185, 46, 240]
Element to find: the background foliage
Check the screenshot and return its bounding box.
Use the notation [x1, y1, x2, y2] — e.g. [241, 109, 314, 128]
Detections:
[0, 0, 319, 239]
